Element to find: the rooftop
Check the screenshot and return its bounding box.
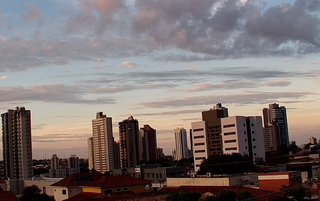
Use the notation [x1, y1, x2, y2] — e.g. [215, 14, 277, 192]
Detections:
[81, 175, 152, 188]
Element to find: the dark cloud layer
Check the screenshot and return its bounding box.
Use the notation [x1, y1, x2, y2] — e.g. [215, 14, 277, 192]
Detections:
[0, 0, 320, 71]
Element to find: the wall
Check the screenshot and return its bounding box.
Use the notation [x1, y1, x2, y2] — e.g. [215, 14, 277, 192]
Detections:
[23, 180, 56, 196]
[167, 177, 230, 187]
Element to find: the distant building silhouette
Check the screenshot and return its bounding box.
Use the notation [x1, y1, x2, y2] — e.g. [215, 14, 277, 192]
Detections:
[87, 137, 94, 170]
[140, 125, 157, 161]
[1, 107, 33, 179]
[263, 103, 289, 151]
[119, 116, 140, 168]
[174, 128, 189, 160]
[113, 141, 121, 169]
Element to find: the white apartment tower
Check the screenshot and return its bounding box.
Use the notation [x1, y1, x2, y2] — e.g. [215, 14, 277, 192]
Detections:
[174, 128, 189, 160]
[87, 137, 94, 170]
[191, 121, 209, 172]
[92, 112, 114, 173]
[221, 116, 265, 163]
[1, 107, 33, 180]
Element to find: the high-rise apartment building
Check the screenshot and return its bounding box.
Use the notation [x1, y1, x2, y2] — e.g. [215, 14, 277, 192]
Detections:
[174, 128, 189, 160]
[221, 116, 265, 163]
[92, 112, 114, 173]
[87, 137, 94, 170]
[68, 154, 80, 174]
[263, 103, 289, 152]
[119, 116, 140, 168]
[49, 154, 59, 178]
[140, 125, 157, 161]
[202, 103, 228, 155]
[1, 107, 33, 180]
[113, 141, 121, 169]
[308, 137, 317, 145]
[51, 154, 59, 170]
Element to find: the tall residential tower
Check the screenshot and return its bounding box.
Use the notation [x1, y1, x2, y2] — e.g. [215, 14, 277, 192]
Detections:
[1, 107, 33, 179]
[91, 112, 114, 173]
[263, 103, 289, 152]
[119, 116, 140, 168]
[174, 128, 189, 160]
[140, 125, 157, 161]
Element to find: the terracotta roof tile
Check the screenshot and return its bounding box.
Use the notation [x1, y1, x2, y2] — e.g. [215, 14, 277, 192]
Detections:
[0, 188, 19, 201]
[81, 175, 152, 188]
[63, 192, 100, 201]
[51, 172, 104, 187]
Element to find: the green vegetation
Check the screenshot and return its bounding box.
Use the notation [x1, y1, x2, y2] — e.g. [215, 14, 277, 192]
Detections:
[198, 153, 255, 175]
[20, 185, 55, 201]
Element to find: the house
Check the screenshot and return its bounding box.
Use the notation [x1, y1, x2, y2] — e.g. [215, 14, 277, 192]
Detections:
[0, 188, 19, 201]
[51, 172, 104, 201]
[65, 175, 153, 201]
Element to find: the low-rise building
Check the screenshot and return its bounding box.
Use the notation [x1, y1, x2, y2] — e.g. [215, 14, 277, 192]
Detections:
[258, 171, 301, 192]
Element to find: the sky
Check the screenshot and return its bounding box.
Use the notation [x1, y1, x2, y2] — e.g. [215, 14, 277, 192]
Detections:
[0, 0, 319, 160]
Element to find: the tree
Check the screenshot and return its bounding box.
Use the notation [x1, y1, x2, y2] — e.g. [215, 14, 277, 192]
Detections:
[198, 153, 256, 175]
[20, 185, 55, 201]
[215, 189, 237, 201]
[165, 191, 201, 201]
[198, 192, 216, 201]
[237, 190, 257, 201]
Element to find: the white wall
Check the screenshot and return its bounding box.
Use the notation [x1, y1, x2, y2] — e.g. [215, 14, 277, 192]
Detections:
[191, 121, 209, 173]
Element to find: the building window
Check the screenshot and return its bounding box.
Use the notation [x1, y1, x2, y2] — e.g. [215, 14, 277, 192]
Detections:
[251, 124, 254, 126]
[123, 187, 129, 191]
[195, 157, 206, 160]
[193, 128, 204, 132]
[195, 150, 205, 153]
[244, 131, 246, 134]
[224, 139, 236, 143]
[254, 153, 257, 156]
[62, 190, 67, 195]
[194, 135, 204, 139]
[42, 187, 46, 194]
[225, 147, 237, 151]
[194, 143, 205, 146]
[253, 138, 255, 141]
[253, 146, 256, 149]
[245, 146, 247, 149]
[104, 189, 112, 195]
[223, 124, 235, 128]
[224, 132, 236, 136]
[252, 131, 255, 134]
[116, 188, 121, 192]
[245, 139, 247, 142]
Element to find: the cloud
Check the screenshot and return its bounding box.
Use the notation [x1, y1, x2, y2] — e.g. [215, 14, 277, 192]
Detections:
[119, 109, 203, 116]
[121, 62, 138, 69]
[0, 84, 116, 104]
[139, 91, 313, 108]
[1, 0, 320, 72]
[263, 79, 291, 87]
[0, 76, 7, 80]
[22, 4, 42, 23]
[184, 80, 255, 92]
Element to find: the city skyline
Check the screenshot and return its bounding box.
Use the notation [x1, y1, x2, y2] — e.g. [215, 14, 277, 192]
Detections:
[0, 0, 320, 159]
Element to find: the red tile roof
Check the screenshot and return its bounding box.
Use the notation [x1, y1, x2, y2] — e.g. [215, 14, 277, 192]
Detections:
[81, 175, 152, 188]
[63, 192, 100, 201]
[51, 172, 104, 187]
[0, 179, 6, 184]
[0, 188, 19, 201]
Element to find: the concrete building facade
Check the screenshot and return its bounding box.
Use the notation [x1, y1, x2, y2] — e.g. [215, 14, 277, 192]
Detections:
[221, 116, 265, 163]
[263, 103, 289, 152]
[92, 112, 114, 173]
[174, 128, 189, 160]
[191, 121, 209, 172]
[140, 125, 157, 161]
[201, 103, 228, 155]
[119, 116, 140, 168]
[87, 137, 94, 170]
[1, 107, 33, 180]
